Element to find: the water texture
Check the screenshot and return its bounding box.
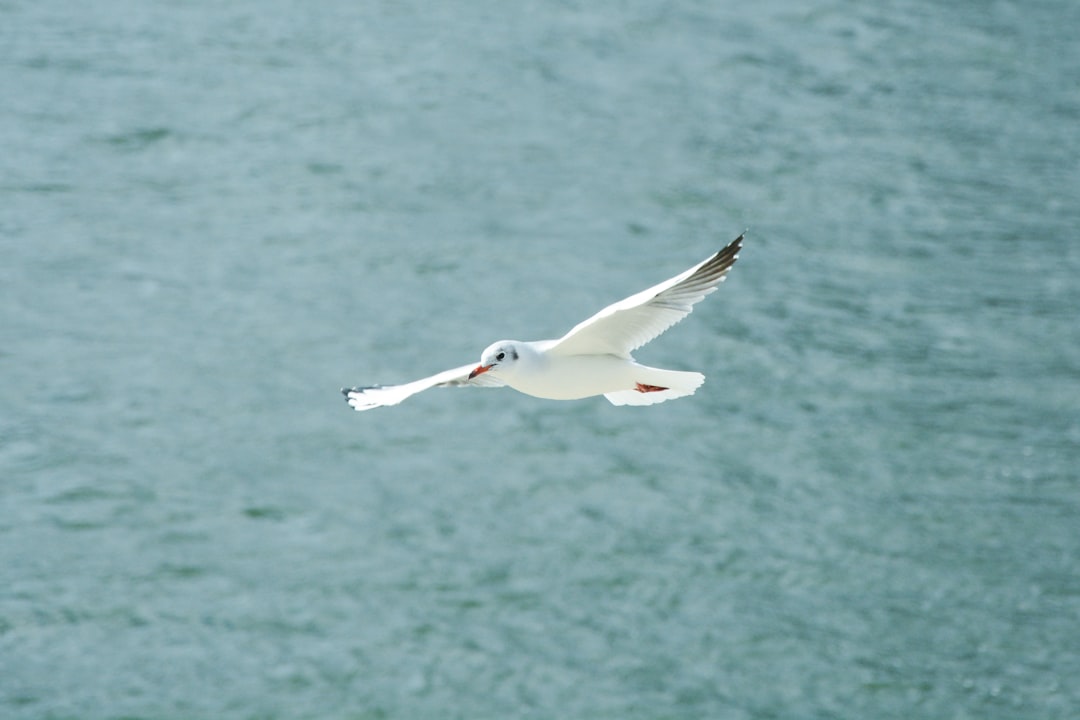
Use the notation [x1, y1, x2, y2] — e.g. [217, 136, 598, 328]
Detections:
[2, 1, 1078, 718]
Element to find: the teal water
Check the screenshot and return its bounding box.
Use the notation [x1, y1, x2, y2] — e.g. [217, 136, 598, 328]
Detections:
[2, 2, 1078, 718]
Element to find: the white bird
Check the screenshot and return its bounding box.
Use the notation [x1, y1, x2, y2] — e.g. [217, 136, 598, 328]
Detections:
[343, 234, 744, 411]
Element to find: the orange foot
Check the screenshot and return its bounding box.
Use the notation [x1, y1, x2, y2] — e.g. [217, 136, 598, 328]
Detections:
[635, 382, 669, 393]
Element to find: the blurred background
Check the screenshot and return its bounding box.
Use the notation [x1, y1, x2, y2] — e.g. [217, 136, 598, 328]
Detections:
[2, 1, 1078, 718]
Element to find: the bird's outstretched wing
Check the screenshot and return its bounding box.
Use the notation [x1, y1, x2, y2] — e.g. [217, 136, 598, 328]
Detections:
[342, 362, 505, 412]
[549, 234, 743, 357]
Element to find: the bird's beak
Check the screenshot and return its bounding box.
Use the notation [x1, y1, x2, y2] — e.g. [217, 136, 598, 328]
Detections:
[469, 364, 493, 379]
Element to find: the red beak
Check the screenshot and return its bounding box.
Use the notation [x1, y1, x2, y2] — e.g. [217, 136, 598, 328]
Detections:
[468, 364, 493, 379]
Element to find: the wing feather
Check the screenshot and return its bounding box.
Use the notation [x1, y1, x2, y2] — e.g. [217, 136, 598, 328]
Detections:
[549, 234, 743, 357]
[342, 362, 505, 412]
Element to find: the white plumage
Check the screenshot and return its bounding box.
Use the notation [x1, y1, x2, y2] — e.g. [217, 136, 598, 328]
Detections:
[343, 234, 743, 411]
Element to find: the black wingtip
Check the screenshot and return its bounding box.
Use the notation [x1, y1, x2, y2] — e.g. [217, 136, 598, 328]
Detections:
[708, 233, 744, 272]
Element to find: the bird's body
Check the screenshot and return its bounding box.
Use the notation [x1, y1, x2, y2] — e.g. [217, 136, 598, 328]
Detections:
[474, 341, 704, 404]
[343, 234, 743, 411]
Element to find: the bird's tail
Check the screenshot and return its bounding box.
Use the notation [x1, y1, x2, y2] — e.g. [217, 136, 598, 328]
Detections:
[603, 368, 705, 406]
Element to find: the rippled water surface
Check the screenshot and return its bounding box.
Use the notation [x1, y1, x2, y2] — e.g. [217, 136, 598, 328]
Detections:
[2, 1, 1079, 718]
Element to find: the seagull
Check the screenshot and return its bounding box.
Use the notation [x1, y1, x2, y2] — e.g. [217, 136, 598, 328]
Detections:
[343, 233, 744, 411]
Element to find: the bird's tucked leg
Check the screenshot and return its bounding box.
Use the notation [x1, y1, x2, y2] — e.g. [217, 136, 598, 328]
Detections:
[635, 382, 669, 393]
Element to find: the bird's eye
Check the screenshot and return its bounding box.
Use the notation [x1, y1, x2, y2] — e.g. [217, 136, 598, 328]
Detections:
[496, 351, 506, 361]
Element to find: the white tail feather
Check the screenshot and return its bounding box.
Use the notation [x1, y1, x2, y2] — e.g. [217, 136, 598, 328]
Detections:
[603, 369, 704, 406]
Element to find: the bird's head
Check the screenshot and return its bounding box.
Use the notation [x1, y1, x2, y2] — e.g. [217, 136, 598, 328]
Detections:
[469, 341, 521, 379]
